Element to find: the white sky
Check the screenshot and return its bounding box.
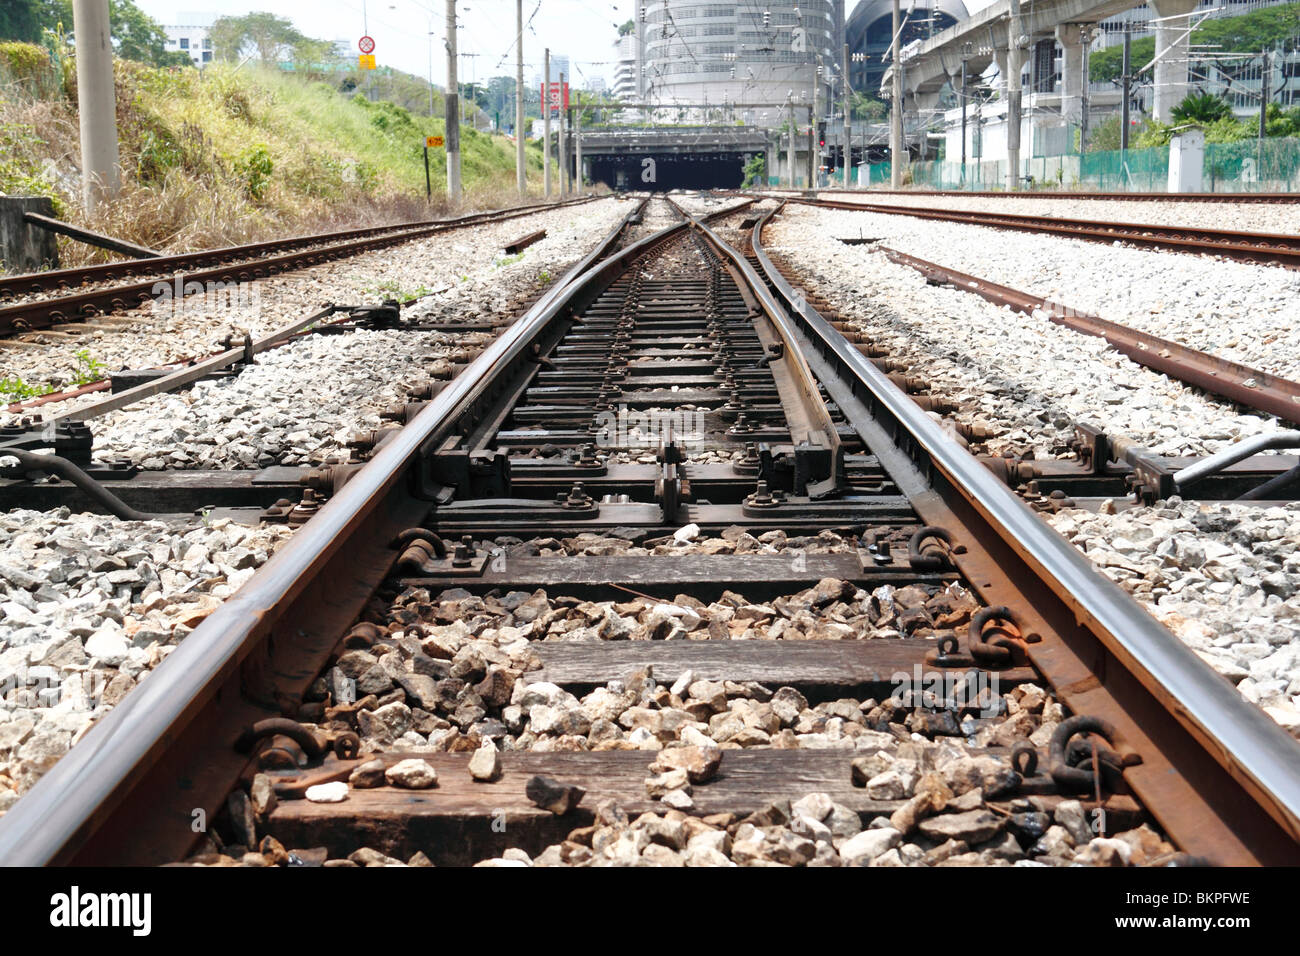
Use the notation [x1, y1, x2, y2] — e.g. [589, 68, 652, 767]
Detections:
[135, 1, 1001, 86]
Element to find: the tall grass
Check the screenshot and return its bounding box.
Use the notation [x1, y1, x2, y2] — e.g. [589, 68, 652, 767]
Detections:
[0, 52, 560, 268]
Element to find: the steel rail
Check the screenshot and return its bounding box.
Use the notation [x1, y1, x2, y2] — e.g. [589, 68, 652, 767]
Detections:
[809, 188, 1300, 205]
[0, 199, 658, 866]
[784, 196, 1300, 267]
[0, 197, 602, 336]
[751, 202, 1300, 862]
[684, 213, 842, 477]
[0, 196, 597, 298]
[877, 246, 1300, 428]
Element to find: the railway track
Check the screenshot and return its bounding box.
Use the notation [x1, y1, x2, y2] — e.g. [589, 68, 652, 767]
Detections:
[813, 188, 1300, 205]
[779, 195, 1300, 269]
[0, 196, 598, 338]
[1, 195, 1298, 869]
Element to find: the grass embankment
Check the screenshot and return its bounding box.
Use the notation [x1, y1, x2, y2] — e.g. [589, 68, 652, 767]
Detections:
[0, 43, 550, 266]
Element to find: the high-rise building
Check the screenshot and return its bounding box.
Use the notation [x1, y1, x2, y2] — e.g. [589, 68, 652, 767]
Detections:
[640, 2, 842, 126]
[845, 0, 968, 100]
[612, 29, 641, 101]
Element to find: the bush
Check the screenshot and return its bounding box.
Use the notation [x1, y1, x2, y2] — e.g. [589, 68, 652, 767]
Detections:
[0, 41, 52, 87]
[234, 144, 273, 200]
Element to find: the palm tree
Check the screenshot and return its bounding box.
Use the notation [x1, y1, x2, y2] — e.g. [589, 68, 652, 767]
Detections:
[1170, 92, 1232, 126]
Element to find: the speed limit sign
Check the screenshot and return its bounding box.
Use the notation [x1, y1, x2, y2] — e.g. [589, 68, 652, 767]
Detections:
[358, 35, 375, 54]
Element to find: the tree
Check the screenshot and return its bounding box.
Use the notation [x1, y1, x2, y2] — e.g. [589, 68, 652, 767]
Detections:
[849, 91, 888, 123]
[618, 19, 635, 37]
[0, 1, 43, 42]
[1091, 3, 1300, 83]
[2, 1, 187, 67]
[742, 153, 765, 187]
[1171, 91, 1232, 126]
[109, 0, 189, 67]
[209, 12, 306, 64]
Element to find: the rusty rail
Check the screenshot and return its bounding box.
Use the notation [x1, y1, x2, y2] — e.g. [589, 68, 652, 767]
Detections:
[0, 197, 600, 337]
[879, 246, 1300, 428]
[0, 200, 657, 865]
[788, 196, 1300, 268]
[751, 201, 1300, 865]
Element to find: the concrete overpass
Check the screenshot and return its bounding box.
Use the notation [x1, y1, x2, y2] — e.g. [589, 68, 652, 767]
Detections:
[883, 0, 1201, 187]
[566, 126, 775, 192]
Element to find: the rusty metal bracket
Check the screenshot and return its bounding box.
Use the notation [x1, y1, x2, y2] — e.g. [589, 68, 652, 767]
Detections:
[1010, 741, 1057, 795]
[234, 717, 359, 770]
[967, 605, 1037, 669]
[908, 526, 966, 572]
[924, 632, 975, 668]
[1049, 715, 1139, 795]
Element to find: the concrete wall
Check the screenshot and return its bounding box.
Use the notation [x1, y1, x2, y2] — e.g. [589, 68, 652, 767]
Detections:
[0, 197, 59, 274]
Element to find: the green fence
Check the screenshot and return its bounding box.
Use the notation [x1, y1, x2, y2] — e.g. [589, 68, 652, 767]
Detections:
[1205, 138, 1300, 192]
[1079, 146, 1170, 192]
[861, 136, 1300, 192]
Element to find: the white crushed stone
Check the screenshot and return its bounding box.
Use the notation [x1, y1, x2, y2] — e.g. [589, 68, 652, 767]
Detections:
[765, 208, 1287, 460]
[2, 198, 629, 417]
[1048, 499, 1300, 737]
[0, 508, 295, 812]
[87, 328, 487, 469]
[799, 205, 1300, 380]
[817, 190, 1300, 235]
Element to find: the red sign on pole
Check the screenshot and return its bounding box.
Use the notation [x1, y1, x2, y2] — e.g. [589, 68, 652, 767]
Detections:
[541, 81, 569, 115]
[358, 35, 375, 54]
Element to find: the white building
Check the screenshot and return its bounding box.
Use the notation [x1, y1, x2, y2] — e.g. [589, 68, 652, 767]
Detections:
[612, 30, 640, 101]
[161, 15, 215, 66]
[641, 2, 840, 126]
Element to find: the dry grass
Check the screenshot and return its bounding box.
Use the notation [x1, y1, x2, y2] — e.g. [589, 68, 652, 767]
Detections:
[1, 58, 578, 272]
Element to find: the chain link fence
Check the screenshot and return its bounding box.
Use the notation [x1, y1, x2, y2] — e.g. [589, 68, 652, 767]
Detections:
[859, 135, 1300, 192]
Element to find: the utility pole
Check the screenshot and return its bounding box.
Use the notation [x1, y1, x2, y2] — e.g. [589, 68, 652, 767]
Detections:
[72, 0, 120, 215]
[1259, 50, 1270, 139]
[560, 72, 569, 195]
[445, 0, 461, 202]
[515, 0, 526, 196]
[890, 0, 904, 188]
[1079, 27, 1091, 150]
[1006, 0, 1024, 191]
[808, 67, 818, 189]
[543, 48, 552, 198]
[575, 99, 583, 195]
[1120, 27, 1131, 154]
[842, 42, 851, 187]
[787, 101, 797, 188]
[960, 57, 968, 176]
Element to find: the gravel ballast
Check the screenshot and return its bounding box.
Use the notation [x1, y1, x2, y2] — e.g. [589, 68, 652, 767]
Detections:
[0, 509, 295, 812]
[2, 198, 629, 414]
[1048, 500, 1300, 736]
[763, 208, 1287, 460]
[183, 548, 1174, 867]
[795, 205, 1300, 380]
[813, 190, 1300, 235]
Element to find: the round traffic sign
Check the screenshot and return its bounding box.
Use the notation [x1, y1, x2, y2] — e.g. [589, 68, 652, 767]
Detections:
[358, 35, 375, 54]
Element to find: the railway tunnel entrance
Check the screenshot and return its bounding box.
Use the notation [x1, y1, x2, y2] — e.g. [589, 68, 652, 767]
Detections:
[586, 151, 749, 192]
[565, 126, 772, 194]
